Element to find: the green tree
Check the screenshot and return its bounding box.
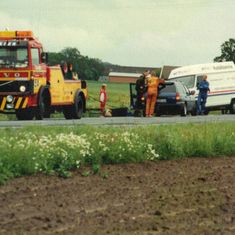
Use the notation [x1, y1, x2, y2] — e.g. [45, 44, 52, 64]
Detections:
[214, 38, 235, 63]
[61, 47, 81, 62]
[47, 47, 105, 80]
[47, 52, 63, 66]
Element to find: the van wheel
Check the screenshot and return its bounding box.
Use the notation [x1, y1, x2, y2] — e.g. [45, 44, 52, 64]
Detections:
[221, 109, 229, 114]
[16, 108, 35, 120]
[180, 103, 187, 116]
[230, 100, 235, 114]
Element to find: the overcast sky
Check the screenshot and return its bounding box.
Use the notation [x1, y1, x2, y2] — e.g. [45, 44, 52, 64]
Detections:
[1, 0, 234, 67]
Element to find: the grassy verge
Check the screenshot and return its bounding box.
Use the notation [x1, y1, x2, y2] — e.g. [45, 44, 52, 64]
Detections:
[0, 122, 234, 184]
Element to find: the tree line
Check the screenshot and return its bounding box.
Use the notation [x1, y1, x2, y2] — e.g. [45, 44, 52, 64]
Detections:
[48, 47, 105, 81]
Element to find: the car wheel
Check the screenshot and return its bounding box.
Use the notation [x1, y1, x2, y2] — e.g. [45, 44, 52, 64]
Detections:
[180, 103, 187, 116]
[191, 109, 197, 116]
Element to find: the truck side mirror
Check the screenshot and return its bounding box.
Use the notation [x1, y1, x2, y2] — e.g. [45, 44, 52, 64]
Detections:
[41, 52, 48, 64]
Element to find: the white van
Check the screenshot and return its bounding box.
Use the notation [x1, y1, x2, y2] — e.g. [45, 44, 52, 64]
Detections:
[168, 61, 235, 114]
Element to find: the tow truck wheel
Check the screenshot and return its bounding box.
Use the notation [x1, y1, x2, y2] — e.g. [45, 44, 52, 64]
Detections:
[35, 88, 50, 120]
[72, 94, 84, 119]
[16, 108, 35, 120]
[63, 93, 84, 119]
[63, 106, 73, 119]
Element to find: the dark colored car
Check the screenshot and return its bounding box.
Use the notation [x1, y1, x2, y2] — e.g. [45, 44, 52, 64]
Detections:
[156, 81, 196, 116]
[130, 81, 196, 116]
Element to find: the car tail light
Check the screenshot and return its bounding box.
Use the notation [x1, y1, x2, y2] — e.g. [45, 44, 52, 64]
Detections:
[176, 92, 180, 101]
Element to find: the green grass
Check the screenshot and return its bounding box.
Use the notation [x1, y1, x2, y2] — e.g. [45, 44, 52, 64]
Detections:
[0, 122, 234, 184]
[87, 80, 130, 109]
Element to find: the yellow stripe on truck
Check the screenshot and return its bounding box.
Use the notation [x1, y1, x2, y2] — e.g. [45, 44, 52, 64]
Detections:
[15, 97, 23, 109]
[22, 97, 28, 109]
[0, 97, 6, 111]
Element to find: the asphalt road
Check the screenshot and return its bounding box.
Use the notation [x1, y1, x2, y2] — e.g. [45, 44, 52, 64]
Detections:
[0, 115, 235, 128]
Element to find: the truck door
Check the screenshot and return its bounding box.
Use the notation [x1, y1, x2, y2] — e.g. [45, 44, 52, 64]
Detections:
[49, 67, 64, 104]
[30, 47, 47, 94]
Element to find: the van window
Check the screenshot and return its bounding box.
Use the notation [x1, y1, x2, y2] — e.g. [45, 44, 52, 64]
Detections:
[172, 75, 195, 88]
[31, 48, 39, 65]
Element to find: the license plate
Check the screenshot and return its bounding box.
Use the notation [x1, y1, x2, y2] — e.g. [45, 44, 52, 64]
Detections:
[158, 99, 166, 103]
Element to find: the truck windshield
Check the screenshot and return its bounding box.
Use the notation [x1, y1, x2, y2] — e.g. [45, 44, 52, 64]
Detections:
[171, 75, 195, 89]
[0, 47, 28, 68]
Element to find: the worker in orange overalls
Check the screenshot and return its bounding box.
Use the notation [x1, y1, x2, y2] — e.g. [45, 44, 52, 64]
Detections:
[99, 84, 107, 116]
[145, 71, 165, 117]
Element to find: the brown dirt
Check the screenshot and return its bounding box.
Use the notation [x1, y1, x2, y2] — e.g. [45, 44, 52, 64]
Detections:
[0, 157, 235, 235]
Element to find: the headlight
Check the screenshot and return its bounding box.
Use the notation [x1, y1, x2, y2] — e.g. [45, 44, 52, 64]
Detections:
[6, 95, 14, 103]
[19, 85, 26, 92]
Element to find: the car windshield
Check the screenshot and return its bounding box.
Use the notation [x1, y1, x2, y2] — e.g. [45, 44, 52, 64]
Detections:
[171, 75, 195, 88]
[0, 47, 28, 68]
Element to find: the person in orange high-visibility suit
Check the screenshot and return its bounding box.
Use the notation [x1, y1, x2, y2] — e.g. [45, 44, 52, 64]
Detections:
[145, 71, 165, 117]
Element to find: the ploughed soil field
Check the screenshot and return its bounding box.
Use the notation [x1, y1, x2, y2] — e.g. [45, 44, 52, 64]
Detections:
[0, 158, 235, 235]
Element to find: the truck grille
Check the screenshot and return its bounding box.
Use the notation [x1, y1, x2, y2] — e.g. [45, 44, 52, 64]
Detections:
[0, 80, 33, 93]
